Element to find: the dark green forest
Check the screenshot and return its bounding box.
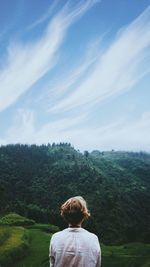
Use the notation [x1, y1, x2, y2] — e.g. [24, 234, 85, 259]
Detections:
[0, 143, 150, 245]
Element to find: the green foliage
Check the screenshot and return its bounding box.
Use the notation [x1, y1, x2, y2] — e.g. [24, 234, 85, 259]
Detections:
[0, 213, 35, 226]
[0, 226, 30, 266]
[0, 226, 11, 245]
[0, 144, 150, 244]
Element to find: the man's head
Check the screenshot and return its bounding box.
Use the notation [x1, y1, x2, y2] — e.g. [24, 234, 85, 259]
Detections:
[60, 196, 90, 225]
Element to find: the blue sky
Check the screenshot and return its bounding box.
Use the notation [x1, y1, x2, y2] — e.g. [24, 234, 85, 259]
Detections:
[0, 0, 150, 152]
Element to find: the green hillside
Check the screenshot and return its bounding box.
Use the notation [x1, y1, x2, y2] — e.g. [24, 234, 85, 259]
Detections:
[0, 143, 150, 244]
[1, 224, 149, 267]
[0, 213, 35, 226]
[0, 226, 30, 266]
[0, 213, 58, 267]
[14, 228, 51, 267]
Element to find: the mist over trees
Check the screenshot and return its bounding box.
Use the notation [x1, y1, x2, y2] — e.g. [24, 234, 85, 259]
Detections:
[0, 143, 150, 244]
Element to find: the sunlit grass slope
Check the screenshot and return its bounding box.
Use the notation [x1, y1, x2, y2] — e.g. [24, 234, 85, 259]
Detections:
[0, 226, 11, 245]
[0, 213, 58, 267]
[0, 226, 30, 266]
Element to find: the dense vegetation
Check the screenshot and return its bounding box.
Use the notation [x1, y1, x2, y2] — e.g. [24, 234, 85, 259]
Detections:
[0, 143, 150, 244]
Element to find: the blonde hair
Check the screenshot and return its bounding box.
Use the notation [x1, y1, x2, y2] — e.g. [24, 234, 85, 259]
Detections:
[60, 196, 90, 225]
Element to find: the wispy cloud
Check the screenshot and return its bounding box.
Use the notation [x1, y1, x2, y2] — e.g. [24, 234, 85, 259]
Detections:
[5, 108, 88, 144]
[50, 6, 150, 113]
[27, 0, 59, 30]
[6, 109, 35, 143]
[36, 38, 102, 107]
[0, 2, 149, 152]
[93, 112, 150, 151]
[45, 112, 150, 152]
[0, 0, 97, 112]
[4, 109, 150, 152]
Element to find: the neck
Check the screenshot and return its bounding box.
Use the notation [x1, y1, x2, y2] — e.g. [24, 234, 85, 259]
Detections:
[69, 223, 82, 228]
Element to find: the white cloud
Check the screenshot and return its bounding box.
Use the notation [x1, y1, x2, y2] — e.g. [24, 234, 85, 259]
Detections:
[4, 109, 88, 145]
[0, 138, 6, 146]
[6, 109, 35, 143]
[0, 3, 150, 152]
[50, 6, 150, 113]
[46, 112, 150, 152]
[0, 0, 97, 112]
[36, 38, 102, 107]
[27, 0, 59, 30]
[5, 108, 150, 152]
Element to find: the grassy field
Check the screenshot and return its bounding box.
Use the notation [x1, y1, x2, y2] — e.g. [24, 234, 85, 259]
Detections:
[0, 226, 11, 245]
[102, 243, 150, 267]
[0, 225, 150, 267]
[0, 226, 30, 267]
[14, 229, 52, 267]
[14, 230, 150, 267]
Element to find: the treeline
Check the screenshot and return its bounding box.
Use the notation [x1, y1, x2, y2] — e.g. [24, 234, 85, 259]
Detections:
[0, 143, 150, 244]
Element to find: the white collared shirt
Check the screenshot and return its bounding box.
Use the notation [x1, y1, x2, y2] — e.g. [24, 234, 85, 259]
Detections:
[49, 227, 101, 267]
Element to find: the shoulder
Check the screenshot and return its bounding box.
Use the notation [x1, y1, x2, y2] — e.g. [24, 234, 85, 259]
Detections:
[83, 229, 100, 246]
[79, 228, 100, 243]
[82, 228, 99, 239]
[50, 229, 68, 241]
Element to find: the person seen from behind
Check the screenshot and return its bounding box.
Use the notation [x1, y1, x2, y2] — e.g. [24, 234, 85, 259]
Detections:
[49, 196, 101, 267]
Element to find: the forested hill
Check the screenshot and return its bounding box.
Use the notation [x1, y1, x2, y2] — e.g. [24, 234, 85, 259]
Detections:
[0, 143, 150, 244]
